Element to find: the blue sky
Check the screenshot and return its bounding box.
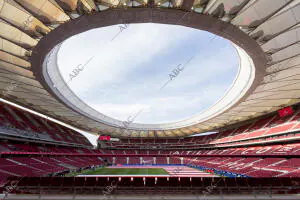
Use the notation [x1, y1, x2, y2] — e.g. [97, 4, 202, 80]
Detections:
[58, 23, 239, 124]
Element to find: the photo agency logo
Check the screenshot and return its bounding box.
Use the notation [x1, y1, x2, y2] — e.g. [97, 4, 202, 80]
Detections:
[110, 3, 131, 42]
[175, 8, 193, 25]
[1, 178, 23, 200]
[67, 56, 95, 83]
[200, 176, 226, 199]
[2, 81, 17, 97]
[267, 55, 295, 83]
[170, 157, 198, 177]
[262, 60, 287, 91]
[160, 56, 194, 90]
[102, 180, 118, 200]
[269, 64, 281, 81]
[169, 64, 184, 80]
[120, 117, 132, 136]
[11, 15, 34, 42]
[119, 109, 143, 137]
[23, 15, 34, 31]
[111, 23, 130, 41]
[161, 34, 217, 90]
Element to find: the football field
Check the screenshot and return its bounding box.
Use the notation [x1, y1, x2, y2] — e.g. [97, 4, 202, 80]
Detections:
[76, 165, 218, 177]
[84, 167, 168, 175]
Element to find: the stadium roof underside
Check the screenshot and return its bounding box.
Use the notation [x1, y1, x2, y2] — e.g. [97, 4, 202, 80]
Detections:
[0, 0, 300, 138]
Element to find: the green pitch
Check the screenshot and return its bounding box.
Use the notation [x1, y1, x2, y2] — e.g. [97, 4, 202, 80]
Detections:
[84, 167, 169, 175]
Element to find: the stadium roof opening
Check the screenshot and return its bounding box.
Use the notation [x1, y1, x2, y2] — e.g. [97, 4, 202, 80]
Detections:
[44, 22, 255, 132]
[56, 23, 239, 124]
